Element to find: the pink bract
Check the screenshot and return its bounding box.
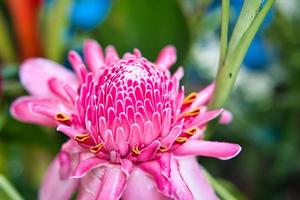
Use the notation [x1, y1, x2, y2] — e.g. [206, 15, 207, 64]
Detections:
[10, 39, 241, 200]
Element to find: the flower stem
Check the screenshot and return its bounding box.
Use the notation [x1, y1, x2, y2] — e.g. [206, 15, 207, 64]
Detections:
[219, 0, 229, 67]
[209, 0, 274, 109]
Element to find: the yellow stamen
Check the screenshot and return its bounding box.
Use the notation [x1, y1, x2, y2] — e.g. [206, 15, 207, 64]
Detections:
[55, 113, 70, 122]
[90, 143, 103, 153]
[158, 146, 168, 152]
[183, 108, 200, 117]
[75, 134, 90, 142]
[184, 127, 197, 136]
[176, 137, 188, 143]
[132, 146, 141, 155]
[182, 92, 198, 105]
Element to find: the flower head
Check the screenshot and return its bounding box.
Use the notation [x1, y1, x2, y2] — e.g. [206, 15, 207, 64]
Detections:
[11, 40, 241, 200]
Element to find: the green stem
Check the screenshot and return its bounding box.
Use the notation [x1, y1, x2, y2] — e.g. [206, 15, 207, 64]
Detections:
[0, 175, 23, 200]
[226, 0, 261, 57]
[209, 0, 274, 109]
[219, 0, 230, 67]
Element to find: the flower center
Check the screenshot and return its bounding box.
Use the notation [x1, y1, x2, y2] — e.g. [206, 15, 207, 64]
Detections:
[73, 56, 178, 163]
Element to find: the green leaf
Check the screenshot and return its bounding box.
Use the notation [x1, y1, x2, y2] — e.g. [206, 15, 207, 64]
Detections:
[0, 175, 23, 200]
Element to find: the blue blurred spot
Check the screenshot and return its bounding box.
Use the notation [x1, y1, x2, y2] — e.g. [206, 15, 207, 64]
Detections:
[244, 36, 270, 70]
[46, 0, 111, 30]
[71, 0, 111, 30]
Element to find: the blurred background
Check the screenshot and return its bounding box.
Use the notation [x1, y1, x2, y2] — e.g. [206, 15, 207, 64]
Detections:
[0, 0, 300, 199]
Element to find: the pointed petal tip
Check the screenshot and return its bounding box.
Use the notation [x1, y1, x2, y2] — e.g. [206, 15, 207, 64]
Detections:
[56, 125, 82, 139]
[68, 50, 80, 62]
[105, 45, 120, 65]
[219, 144, 242, 160]
[106, 45, 116, 51]
[191, 82, 216, 107]
[84, 39, 99, 46]
[164, 45, 176, 52]
[83, 39, 103, 53]
[174, 140, 242, 160]
[156, 45, 177, 70]
[133, 48, 142, 57]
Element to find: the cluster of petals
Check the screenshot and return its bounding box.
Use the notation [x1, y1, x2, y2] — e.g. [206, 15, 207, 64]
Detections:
[11, 39, 240, 200]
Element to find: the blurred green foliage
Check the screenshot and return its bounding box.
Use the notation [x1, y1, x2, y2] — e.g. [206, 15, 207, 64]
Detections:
[93, 0, 190, 65]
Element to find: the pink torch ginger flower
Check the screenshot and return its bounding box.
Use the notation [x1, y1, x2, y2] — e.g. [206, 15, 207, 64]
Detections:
[11, 40, 241, 200]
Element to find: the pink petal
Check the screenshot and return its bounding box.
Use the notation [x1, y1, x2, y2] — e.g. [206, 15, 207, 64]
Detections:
[115, 127, 129, 156]
[72, 157, 108, 178]
[174, 140, 241, 160]
[10, 96, 57, 126]
[219, 110, 233, 124]
[105, 45, 120, 66]
[77, 167, 105, 200]
[139, 154, 194, 200]
[172, 67, 184, 92]
[57, 125, 83, 138]
[31, 104, 57, 119]
[122, 167, 171, 200]
[137, 140, 161, 162]
[161, 125, 183, 148]
[120, 159, 133, 176]
[39, 156, 79, 200]
[96, 164, 128, 200]
[20, 58, 78, 97]
[68, 51, 88, 83]
[178, 157, 219, 200]
[156, 45, 177, 70]
[169, 158, 194, 200]
[133, 48, 142, 57]
[185, 109, 223, 128]
[172, 67, 184, 81]
[83, 39, 105, 75]
[143, 121, 155, 145]
[191, 82, 215, 108]
[48, 78, 69, 102]
[128, 123, 141, 148]
[58, 150, 72, 179]
[138, 159, 171, 196]
[63, 84, 77, 105]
